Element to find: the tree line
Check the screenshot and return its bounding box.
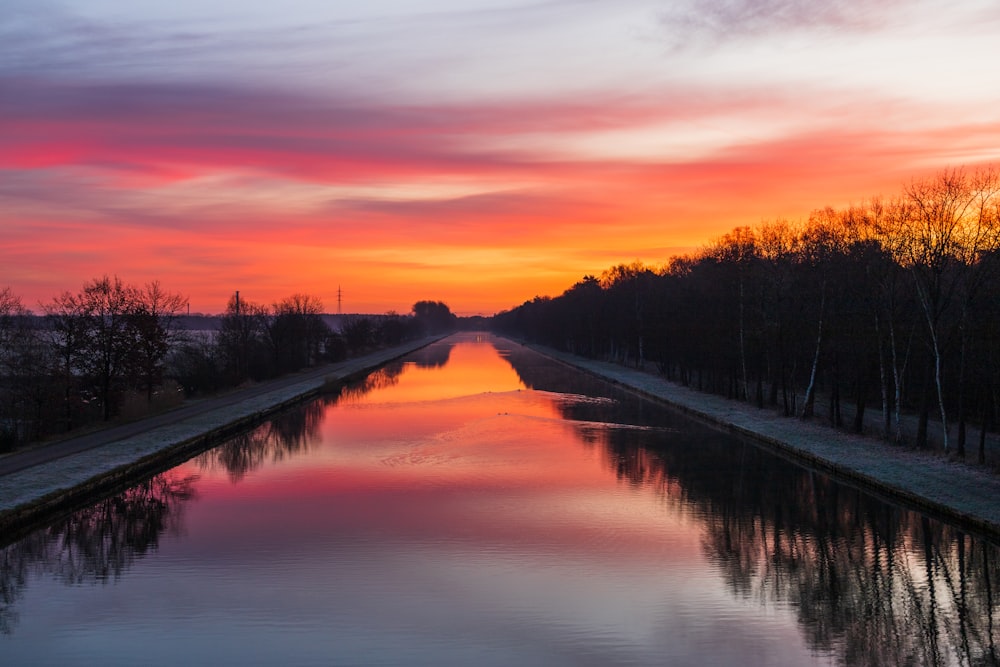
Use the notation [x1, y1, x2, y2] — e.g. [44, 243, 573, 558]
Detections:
[493, 166, 1000, 463]
[0, 278, 455, 451]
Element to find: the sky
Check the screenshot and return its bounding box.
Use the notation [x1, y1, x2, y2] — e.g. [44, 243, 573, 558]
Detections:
[2, 0, 1000, 315]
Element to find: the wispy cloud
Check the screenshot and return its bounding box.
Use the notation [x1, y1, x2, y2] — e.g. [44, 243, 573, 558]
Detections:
[657, 0, 900, 48]
[3, 0, 998, 313]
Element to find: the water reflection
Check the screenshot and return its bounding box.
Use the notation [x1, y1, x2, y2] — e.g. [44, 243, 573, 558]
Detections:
[336, 362, 407, 401]
[0, 334, 998, 666]
[1, 473, 195, 634]
[192, 343, 457, 482]
[194, 399, 330, 482]
[496, 338, 1000, 667]
[409, 341, 452, 369]
[0, 344, 453, 637]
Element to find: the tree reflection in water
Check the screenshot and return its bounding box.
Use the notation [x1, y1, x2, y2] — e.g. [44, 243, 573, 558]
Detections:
[407, 343, 452, 369]
[0, 350, 426, 635]
[4, 337, 1000, 665]
[333, 344, 452, 403]
[193, 352, 432, 482]
[194, 399, 330, 482]
[0, 473, 196, 634]
[335, 361, 406, 402]
[498, 338, 1000, 667]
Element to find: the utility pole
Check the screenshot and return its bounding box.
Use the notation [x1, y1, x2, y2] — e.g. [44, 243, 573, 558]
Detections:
[235, 290, 240, 316]
[337, 285, 342, 314]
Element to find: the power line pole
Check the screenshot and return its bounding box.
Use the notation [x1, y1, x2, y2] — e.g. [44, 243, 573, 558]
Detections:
[337, 285, 342, 314]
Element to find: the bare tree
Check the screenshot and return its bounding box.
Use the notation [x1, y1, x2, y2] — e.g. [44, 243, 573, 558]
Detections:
[42, 289, 94, 430]
[78, 276, 139, 421]
[797, 211, 847, 419]
[0, 288, 34, 446]
[902, 167, 1000, 452]
[267, 294, 327, 373]
[848, 196, 916, 443]
[217, 293, 268, 383]
[948, 167, 1000, 457]
[707, 227, 758, 401]
[131, 281, 188, 402]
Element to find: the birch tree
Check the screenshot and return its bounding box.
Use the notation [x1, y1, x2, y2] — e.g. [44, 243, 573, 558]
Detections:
[902, 167, 998, 453]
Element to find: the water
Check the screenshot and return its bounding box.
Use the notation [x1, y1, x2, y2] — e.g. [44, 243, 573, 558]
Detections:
[2, 333, 999, 666]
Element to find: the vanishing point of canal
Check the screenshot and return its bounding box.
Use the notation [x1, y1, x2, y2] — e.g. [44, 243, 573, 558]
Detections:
[2, 333, 999, 666]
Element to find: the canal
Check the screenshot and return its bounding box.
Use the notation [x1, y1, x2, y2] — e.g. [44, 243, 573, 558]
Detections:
[2, 333, 998, 666]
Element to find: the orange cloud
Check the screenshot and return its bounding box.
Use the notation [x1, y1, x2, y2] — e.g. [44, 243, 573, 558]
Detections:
[4, 75, 1000, 314]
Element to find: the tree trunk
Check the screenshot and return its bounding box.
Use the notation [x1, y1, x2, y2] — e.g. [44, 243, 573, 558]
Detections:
[781, 367, 790, 416]
[738, 279, 749, 402]
[980, 388, 993, 466]
[956, 325, 968, 459]
[932, 336, 949, 453]
[889, 319, 911, 445]
[875, 312, 891, 439]
[801, 283, 826, 419]
[917, 362, 933, 449]
[854, 380, 867, 434]
[978, 405, 988, 466]
[831, 353, 842, 428]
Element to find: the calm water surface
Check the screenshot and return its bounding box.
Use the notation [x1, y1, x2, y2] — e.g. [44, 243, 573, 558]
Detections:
[2, 333, 999, 666]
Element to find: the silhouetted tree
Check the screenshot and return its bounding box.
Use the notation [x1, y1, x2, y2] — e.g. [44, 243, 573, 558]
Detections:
[42, 288, 94, 430]
[0, 288, 45, 448]
[412, 300, 457, 334]
[267, 294, 328, 374]
[131, 281, 187, 403]
[494, 165, 1000, 461]
[341, 315, 376, 352]
[168, 333, 223, 397]
[217, 293, 269, 383]
[600, 262, 658, 369]
[62, 276, 138, 421]
[376, 312, 411, 346]
[902, 169, 990, 451]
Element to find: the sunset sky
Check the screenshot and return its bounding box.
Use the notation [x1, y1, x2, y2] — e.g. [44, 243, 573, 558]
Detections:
[3, 1, 999, 315]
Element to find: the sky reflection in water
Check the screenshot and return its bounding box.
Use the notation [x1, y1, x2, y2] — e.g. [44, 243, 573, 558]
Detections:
[2, 333, 998, 666]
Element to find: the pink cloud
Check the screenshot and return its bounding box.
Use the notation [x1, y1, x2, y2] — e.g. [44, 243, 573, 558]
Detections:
[4, 74, 999, 314]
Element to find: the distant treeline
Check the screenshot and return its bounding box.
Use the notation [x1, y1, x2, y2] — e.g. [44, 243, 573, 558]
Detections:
[0, 278, 457, 451]
[493, 166, 1000, 463]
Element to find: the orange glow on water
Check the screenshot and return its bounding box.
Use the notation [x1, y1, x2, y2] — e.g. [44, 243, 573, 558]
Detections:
[346, 338, 528, 404]
[174, 336, 706, 563]
[190, 339, 629, 490]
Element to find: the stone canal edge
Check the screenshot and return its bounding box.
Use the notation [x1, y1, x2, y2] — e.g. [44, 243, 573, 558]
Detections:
[3, 333, 1000, 544]
[520, 341, 1000, 543]
[0, 335, 446, 541]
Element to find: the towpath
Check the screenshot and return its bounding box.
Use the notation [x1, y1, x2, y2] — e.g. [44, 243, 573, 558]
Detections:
[5, 334, 1000, 542]
[0, 336, 441, 528]
[524, 342, 1000, 538]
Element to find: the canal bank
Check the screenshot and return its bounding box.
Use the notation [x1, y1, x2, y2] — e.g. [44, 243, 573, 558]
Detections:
[0, 336, 444, 538]
[10, 331, 980, 666]
[522, 341, 1000, 540]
